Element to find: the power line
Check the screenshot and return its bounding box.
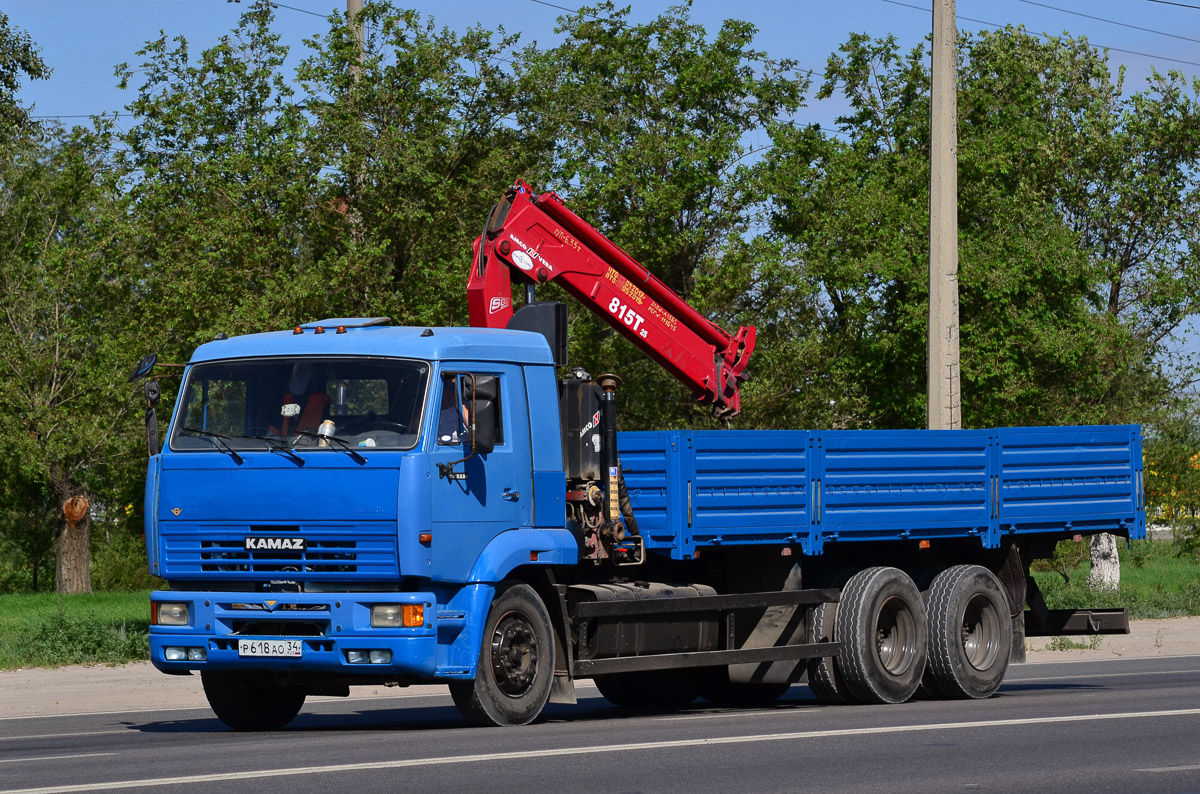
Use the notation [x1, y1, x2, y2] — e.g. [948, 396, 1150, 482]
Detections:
[1142, 0, 1200, 9]
[880, 0, 1200, 69]
[1015, 0, 1200, 45]
[226, 0, 330, 18]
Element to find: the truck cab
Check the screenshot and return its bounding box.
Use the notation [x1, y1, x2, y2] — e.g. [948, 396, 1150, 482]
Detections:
[144, 320, 575, 724]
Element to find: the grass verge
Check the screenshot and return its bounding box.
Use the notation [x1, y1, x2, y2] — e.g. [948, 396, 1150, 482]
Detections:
[1034, 538, 1200, 619]
[0, 591, 150, 670]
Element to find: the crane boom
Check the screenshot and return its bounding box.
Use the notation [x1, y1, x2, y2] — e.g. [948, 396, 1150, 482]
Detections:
[467, 181, 755, 417]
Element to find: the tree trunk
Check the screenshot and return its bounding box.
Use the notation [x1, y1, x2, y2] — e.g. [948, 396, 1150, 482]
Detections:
[55, 496, 92, 594]
[1086, 532, 1120, 591]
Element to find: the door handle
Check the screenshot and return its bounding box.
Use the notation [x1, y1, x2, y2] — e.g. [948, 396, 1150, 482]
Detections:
[502, 489, 520, 502]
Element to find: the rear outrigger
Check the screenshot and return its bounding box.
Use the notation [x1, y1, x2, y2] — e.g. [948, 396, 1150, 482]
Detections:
[134, 181, 1144, 729]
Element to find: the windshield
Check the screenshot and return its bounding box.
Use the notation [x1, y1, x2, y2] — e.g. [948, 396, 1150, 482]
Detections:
[170, 357, 429, 453]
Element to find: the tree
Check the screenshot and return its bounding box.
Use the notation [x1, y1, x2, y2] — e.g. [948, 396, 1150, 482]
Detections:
[518, 2, 808, 429]
[0, 124, 137, 593]
[0, 11, 50, 145]
[296, 2, 553, 327]
[117, 0, 317, 357]
[765, 28, 1200, 585]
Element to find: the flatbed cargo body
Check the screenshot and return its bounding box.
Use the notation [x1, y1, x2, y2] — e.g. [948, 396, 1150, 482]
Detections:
[621, 426, 1145, 557]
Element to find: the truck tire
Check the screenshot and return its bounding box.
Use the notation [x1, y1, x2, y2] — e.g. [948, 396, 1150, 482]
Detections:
[922, 565, 1011, 699]
[201, 671, 306, 731]
[450, 582, 555, 727]
[836, 566, 927, 704]
[805, 571, 857, 705]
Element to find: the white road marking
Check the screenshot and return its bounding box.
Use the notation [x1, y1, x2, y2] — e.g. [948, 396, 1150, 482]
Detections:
[1137, 764, 1200, 773]
[1006, 668, 1200, 683]
[0, 753, 115, 765]
[0, 731, 127, 742]
[4, 708, 1200, 793]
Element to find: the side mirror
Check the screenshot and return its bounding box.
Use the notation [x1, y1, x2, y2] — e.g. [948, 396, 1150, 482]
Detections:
[130, 353, 157, 382]
[465, 375, 497, 456]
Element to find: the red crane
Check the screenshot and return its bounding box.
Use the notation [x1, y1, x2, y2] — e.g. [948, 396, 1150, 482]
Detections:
[467, 181, 756, 417]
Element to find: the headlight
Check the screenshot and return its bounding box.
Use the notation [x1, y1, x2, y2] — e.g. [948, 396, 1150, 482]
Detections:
[371, 604, 424, 628]
[154, 601, 190, 626]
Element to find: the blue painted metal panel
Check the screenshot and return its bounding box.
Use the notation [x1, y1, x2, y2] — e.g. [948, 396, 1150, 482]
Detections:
[618, 431, 688, 557]
[524, 364, 567, 527]
[144, 455, 162, 577]
[428, 363, 533, 583]
[620, 426, 1141, 558]
[689, 430, 812, 550]
[819, 430, 991, 545]
[997, 425, 1145, 539]
[189, 325, 554, 367]
[465, 528, 579, 583]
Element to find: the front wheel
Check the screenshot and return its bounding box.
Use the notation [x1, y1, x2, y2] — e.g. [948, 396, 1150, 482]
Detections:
[836, 567, 927, 704]
[450, 582, 555, 727]
[201, 671, 306, 731]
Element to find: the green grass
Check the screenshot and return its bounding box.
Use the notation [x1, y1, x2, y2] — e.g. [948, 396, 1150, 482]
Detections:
[0, 591, 150, 670]
[1033, 538, 1200, 619]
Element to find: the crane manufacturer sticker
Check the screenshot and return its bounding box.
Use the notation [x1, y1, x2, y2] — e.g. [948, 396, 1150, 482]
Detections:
[489, 297, 510, 314]
[507, 234, 554, 272]
[512, 250, 534, 271]
[578, 410, 601, 439]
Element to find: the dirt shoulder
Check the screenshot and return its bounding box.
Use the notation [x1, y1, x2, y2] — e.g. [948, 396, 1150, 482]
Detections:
[3, 616, 1199, 719]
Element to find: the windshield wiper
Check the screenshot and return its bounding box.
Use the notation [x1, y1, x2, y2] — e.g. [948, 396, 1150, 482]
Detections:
[181, 427, 244, 464]
[245, 434, 305, 467]
[293, 430, 368, 465]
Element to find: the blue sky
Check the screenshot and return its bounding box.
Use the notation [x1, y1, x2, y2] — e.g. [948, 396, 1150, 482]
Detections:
[7, 0, 1200, 129]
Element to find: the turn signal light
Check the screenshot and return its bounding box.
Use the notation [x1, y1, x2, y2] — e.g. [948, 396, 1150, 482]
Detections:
[402, 604, 424, 627]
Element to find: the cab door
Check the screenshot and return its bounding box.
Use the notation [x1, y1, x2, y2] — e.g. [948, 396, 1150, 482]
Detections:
[428, 364, 532, 582]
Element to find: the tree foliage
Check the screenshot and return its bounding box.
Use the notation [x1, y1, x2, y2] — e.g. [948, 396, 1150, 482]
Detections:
[3, 9, 1200, 592]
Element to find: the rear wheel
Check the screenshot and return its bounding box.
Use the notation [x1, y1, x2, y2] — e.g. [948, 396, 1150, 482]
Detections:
[836, 567, 927, 704]
[450, 582, 555, 727]
[923, 565, 1011, 699]
[806, 571, 857, 705]
[201, 671, 306, 731]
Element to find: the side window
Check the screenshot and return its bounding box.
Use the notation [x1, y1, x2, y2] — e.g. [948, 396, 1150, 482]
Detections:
[437, 373, 503, 446]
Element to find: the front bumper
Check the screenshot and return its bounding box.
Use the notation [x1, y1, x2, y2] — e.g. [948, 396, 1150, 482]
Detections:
[149, 590, 438, 676]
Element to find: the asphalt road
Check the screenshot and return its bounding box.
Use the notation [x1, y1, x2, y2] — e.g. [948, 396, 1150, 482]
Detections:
[3, 655, 1200, 793]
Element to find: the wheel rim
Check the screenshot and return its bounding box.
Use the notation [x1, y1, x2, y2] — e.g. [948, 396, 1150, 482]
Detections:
[875, 595, 919, 676]
[961, 593, 1003, 671]
[490, 611, 540, 698]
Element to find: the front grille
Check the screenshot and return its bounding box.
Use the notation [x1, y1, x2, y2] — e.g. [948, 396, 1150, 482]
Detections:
[231, 619, 325, 636]
[199, 539, 359, 573]
[162, 526, 399, 579]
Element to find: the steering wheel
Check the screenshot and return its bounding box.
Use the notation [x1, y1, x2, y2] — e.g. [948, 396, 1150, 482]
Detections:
[356, 420, 410, 434]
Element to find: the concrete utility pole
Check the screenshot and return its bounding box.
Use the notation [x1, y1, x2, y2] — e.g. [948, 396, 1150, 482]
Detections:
[927, 0, 961, 430]
[348, 0, 364, 79]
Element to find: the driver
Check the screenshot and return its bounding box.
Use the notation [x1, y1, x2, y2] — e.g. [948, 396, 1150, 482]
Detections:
[278, 362, 330, 436]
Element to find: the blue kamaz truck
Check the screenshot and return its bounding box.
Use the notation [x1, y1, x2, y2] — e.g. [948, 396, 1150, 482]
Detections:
[136, 183, 1145, 729]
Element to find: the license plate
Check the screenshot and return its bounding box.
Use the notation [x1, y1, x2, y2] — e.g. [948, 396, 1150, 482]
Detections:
[238, 639, 302, 657]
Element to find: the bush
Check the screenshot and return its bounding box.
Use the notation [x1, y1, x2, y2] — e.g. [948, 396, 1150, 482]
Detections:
[91, 528, 161, 591]
[0, 592, 151, 669]
[24, 611, 149, 666]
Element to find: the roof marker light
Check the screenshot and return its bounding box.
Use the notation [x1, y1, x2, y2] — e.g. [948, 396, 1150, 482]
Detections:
[336, 326, 347, 334]
[314, 326, 325, 334]
[293, 326, 303, 335]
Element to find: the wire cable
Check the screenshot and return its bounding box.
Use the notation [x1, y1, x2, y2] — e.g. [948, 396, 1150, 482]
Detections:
[880, 0, 1200, 69]
[1015, 0, 1200, 45]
